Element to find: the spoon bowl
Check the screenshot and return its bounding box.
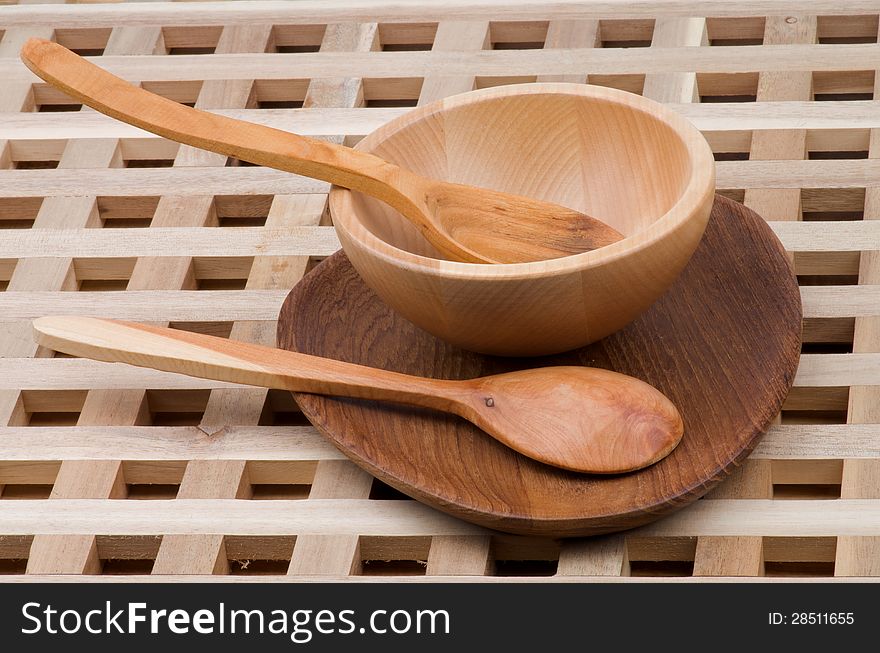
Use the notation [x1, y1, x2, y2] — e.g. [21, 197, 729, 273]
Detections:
[33, 316, 683, 474]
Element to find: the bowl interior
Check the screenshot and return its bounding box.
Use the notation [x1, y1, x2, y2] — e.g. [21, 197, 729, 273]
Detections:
[346, 88, 695, 259]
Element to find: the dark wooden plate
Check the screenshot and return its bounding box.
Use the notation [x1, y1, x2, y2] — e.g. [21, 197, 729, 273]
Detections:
[277, 195, 802, 537]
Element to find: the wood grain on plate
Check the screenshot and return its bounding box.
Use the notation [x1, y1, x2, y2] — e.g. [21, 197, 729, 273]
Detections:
[279, 195, 803, 537]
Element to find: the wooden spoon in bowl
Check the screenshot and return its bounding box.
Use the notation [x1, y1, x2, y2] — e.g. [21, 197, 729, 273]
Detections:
[33, 316, 683, 474]
[20, 38, 623, 264]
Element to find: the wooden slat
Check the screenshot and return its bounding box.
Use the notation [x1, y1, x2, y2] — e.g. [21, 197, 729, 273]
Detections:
[11, 101, 880, 142]
[3, 423, 880, 462]
[0, 226, 339, 259]
[284, 23, 381, 579]
[0, 284, 875, 321]
[0, 425, 342, 461]
[836, 24, 880, 576]
[9, 159, 880, 198]
[0, 499, 482, 536]
[3, 498, 880, 537]
[2, 219, 878, 259]
[9, 43, 880, 83]
[557, 535, 629, 576]
[4, 1, 880, 28]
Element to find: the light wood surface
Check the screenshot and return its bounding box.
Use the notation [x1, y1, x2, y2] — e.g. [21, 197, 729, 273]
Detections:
[34, 316, 682, 475]
[22, 38, 624, 265]
[0, 4, 876, 581]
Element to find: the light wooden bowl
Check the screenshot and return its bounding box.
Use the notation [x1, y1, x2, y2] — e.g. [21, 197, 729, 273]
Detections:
[330, 83, 716, 356]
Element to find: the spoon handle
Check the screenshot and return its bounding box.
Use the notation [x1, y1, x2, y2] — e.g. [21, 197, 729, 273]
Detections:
[33, 316, 464, 412]
[20, 39, 424, 219]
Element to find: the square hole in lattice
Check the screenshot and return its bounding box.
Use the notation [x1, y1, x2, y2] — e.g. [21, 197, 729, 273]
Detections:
[801, 317, 854, 355]
[168, 46, 216, 56]
[228, 559, 291, 575]
[364, 78, 421, 107]
[582, 75, 645, 95]
[476, 76, 545, 91]
[124, 158, 175, 169]
[818, 15, 879, 42]
[96, 535, 160, 574]
[489, 535, 558, 577]
[814, 71, 874, 100]
[247, 460, 315, 501]
[713, 152, 749, 161]
[272, 24, 327, 52]
[0, 463, 59, 495]
[808, 150, 869, 160]
[215, 195, 272, 227]
[55, 27, 111, 56]
[169, 322, 234, 339]
[126, 484, 180, 500]
[13, 160, 59, 170]
[0, 259, 14, 290]
[250, 484, 311, 500]
[698, 73, 758, 102]
[706, 17, 764, 46]
[97, 196, 159, 227]
[493, 559, 558, 577]
[802, 188, 865, 221]
[369, 478, 411, 500]
[763, 536, 837, 578]
[253, 79, 309, 107]
[358, 536, 430, 576]
[226, 536, 296, 574]
[360, 559, 427, 576]
[772, 460, 843, 499]
[0, 485, 53, 499]
[797, 272, 859, 287]
[802, 318, 855, 349]
[100, 559, 155, 574]
[625, 536, 695, 577]
[598, 18, 654, 47]
[21, 389, 86, 426]
[162, 26, 223, 52]
[259, 389, 312, 426]
[378, 23, 436, 51]
[123, 461, 183, 499]
[0, 198, 42, 231]
[629, 560, 695, 577]
[73, 258, 135, 292]
[781, 387, 849, 425]
[192, 255, 252, 291]
[145, 389, 210, 426]
[0, 536, 33, 572]
[0, 560, 27, 574]
[141, 81, 203, 106]
[37, 103, 84, 113]
[490, 21, 547, 49]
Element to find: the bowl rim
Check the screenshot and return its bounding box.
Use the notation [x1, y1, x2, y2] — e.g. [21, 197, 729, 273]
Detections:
[330, 82, 716, 280]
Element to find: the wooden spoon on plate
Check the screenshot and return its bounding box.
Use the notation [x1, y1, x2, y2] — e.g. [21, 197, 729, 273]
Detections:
[33, 316, 683, 474]
[20, 38, 623, 264]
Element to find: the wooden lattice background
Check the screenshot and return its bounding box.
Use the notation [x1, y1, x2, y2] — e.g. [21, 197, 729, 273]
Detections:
[1, 0, 879, 580]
